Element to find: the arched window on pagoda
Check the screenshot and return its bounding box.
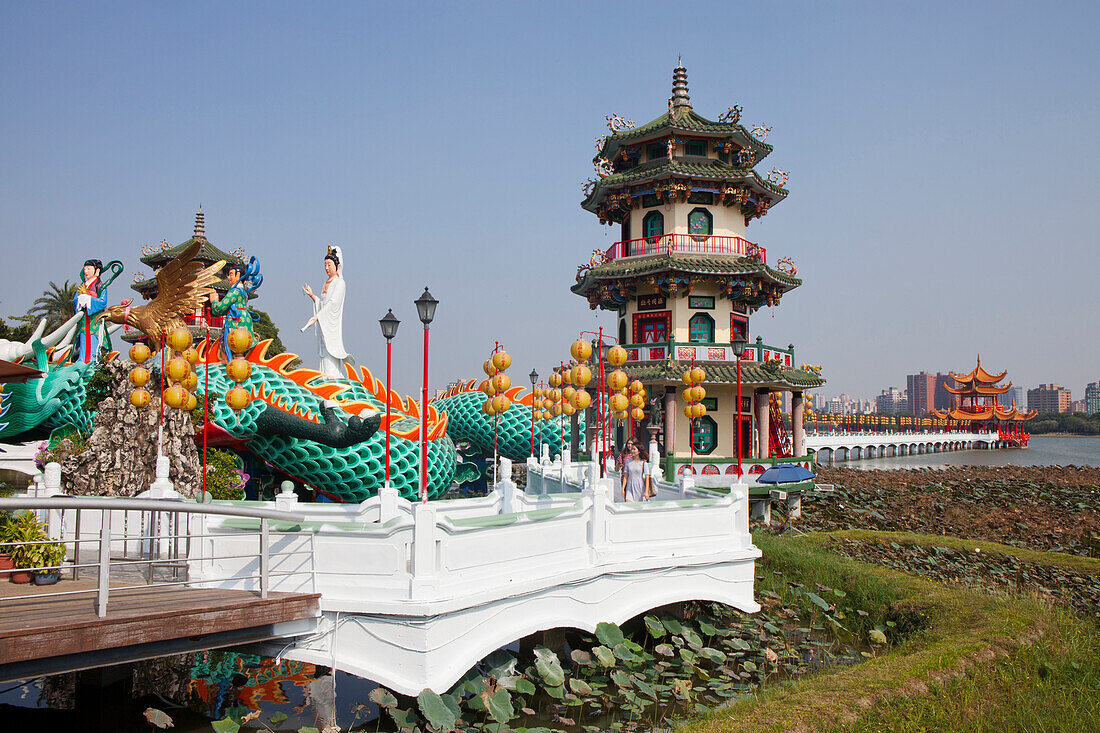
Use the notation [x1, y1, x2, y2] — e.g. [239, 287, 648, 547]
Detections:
[643, 211, 664, 243]
[688, 312, 714, 343]
[688, 207, 713, 242]
[692, 415, 718, 454]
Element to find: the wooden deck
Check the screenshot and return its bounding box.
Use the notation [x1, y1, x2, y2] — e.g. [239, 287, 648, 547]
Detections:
[0, 580, 320, 678]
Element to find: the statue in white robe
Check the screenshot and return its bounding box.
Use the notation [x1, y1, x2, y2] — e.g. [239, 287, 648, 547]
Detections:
[302, 246, 349, 378]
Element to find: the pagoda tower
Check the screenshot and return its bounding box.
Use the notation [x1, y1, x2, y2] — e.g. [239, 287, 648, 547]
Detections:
[931, 356, 1035, 446]
[128, 209, 248, 343]
[572, 63, 825, 479]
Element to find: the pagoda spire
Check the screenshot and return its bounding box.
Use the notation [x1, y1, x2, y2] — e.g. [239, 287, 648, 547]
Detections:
[671, 58, 692, 114]
[194, 206, 206, 242]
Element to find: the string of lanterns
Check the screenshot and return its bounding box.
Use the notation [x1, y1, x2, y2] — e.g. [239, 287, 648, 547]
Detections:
[127, 327, 254, 414]
[681, 364, 707, 420]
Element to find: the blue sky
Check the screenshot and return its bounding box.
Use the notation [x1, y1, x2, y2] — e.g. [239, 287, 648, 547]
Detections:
[2, 2, 1097, 401]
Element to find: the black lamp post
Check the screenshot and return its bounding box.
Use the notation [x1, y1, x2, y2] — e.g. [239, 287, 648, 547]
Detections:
[529, 368, 538, 458]
[414, 287, 438, 502]
[731, 333, 747, 478]
[379, 309, 400, 489]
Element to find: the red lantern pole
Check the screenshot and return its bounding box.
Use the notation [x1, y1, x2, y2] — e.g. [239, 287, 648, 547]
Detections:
[384, 337, 393, 488]
[202, 311, 210, 501]
[736, 352, 743, 478]
[420, 321, 429, 503]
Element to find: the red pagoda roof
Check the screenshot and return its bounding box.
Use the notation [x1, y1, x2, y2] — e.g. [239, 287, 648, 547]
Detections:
[948, 354, 1008, 386]
[945, 380, 1012, 395]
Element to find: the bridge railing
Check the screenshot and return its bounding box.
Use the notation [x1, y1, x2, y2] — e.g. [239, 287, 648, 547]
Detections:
[0, 496, 311, 618]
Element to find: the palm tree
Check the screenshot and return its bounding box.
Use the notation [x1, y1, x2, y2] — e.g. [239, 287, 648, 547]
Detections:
[20, 280, 77, 331]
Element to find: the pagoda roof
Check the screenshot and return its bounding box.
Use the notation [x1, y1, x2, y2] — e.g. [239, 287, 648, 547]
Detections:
[948, 355, 1008, 386]
[581, 159, 787, 214]
[599, 108, 773, 163]
[945, 381, 1012, 395]
[931, 404, 1036, 421]
[573, 252, 801, 291]
[140, 237, 242, 268]
[624, 361, 824, 390]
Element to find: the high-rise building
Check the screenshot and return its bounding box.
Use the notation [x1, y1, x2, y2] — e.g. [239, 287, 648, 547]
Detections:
[1085, 382, 1100, 414]
[1027, 384, 1071, 413]
[933, 373, 953, 411]
[876, 387, 905, 415]
[907, 372, 935, 414]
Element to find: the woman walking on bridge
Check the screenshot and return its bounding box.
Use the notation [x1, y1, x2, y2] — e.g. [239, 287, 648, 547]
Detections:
[621, 443, 650, 502]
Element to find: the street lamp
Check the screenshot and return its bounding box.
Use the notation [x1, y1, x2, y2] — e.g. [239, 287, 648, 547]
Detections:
[414, 287, 438, 502]
[378, 309, 400, 489]
[529, 368, 538, 458]
[731, 332, 747, 479]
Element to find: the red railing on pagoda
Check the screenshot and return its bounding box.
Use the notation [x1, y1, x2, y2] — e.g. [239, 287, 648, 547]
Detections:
[603, 234, 766, 264]
[182, 314, 226, 328]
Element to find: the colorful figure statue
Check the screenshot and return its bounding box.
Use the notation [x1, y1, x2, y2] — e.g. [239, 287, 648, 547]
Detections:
[209, 256, 261, 358]
[72, 258, 122, 363]
[302, 246, 348, 379]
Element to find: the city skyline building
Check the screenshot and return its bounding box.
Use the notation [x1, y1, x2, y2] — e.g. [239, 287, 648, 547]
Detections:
[1086, 382, 1100, 414]
[1027, 383, 1072, 414]
[907, 371, 936, 414]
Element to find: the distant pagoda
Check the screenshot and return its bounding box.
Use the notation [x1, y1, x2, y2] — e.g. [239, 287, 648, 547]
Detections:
[127, 209, 248, 342]
[572, 62, 824, 473]
[931, 355, 1035, 446]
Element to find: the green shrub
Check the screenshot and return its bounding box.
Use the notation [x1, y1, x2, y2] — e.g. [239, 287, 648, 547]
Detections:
[205, 449, 247, 501]
[0, 511, 65, 569]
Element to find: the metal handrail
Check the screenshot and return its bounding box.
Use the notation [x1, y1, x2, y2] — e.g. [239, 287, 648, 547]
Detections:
[0, 497, 312, 617]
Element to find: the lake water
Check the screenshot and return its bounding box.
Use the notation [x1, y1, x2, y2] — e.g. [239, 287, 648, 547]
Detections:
[838, 435, 1100, 470]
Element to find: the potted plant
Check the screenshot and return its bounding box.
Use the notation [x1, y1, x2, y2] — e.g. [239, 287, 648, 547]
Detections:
[0, 512, 14, 581]
[27, 539, 66, 585]
[0, 511, 65, 584]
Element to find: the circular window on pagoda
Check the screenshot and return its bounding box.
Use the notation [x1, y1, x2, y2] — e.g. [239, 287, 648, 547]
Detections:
[688, 207, 713, 244]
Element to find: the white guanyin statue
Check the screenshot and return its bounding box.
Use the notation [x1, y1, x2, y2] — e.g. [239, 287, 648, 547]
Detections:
[302, 245, 349, 378]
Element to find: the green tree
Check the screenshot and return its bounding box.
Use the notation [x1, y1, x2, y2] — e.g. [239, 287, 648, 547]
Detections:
[16, 280, 77, 331]
[0, 317, 33, 343]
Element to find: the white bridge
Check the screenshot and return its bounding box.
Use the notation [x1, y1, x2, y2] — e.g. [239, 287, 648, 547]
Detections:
[804, 430, 998, 462]
[187, 457, 758, 695]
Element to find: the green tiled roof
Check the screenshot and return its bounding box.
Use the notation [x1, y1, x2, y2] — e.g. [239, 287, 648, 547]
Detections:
[625, 362, 825, 389]
[132, 275, 237, 293]
[598, 159, 786, 196]
[572, 253, 801, 288]
[602, 109, 772, 160]
[140, 238, 242, 267]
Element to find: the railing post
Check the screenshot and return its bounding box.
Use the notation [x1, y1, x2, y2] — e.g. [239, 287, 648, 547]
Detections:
[260, 517, 269, 598]
[96, 508, 112, 618]
[411, 502, 438, 598]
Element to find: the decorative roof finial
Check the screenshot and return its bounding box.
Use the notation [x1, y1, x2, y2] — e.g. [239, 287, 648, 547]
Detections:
[671, 60, 691, 113]
[193, 207, 206, 242]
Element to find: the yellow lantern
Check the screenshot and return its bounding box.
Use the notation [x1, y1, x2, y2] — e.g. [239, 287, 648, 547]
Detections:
[542, 397, 555, 410]
[182, 371, 199, 392]
[683, 405, 694, 419]
[491, 350, 512, 371]
[533, 386, 543, 399]
[550, 404, 562, 417]
[492, 395, 511, 413]
[572, 390, 591, 410]
[185, 392, 198, 411]
[571, 364, 592, 387]
[609, 394, 629, 412]
[631, 407, 646, 421]
[129, 342, 152, 364]
[562, 385, 576, 402]
[129, 366, 150, 388]
[630, 393, 645, 408]
[227, 328, 253, 355]
[570, 339, 593, 363]
[561, 368, 573, 386]
[607, 344, 628, 367]
[129, 388, 151, 408]
[492, 373, 511, 393]
[548, 388, 560, 402]
[163, 384, 189, 410]
[227, 358, 252, 383]
[483, 359, 497, 377]
[630, 380, 644, 394]
[167, 326, 193, 353]
[548, 372, 562, 388]
[692, 385, 707, 403]
[681, 371, 693, 386]
[613, 410, 628, 422]
[691, 402, 707, 419]
[607, 369, 628, 391]
[484, 381, 498, 397]
[562, 403, 576, 416]
[182, 347, 199, 365]
[225, 387, 252, 410]
[691, 366, 706, 385]
[482, 399, 496, 415]
[166, 357, 191, 383]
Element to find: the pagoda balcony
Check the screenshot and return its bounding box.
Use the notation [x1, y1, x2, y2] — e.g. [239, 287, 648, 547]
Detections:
[621, 338, 794, 366]
[603, 234, 767, 264]
[181, 314, 227, 328]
